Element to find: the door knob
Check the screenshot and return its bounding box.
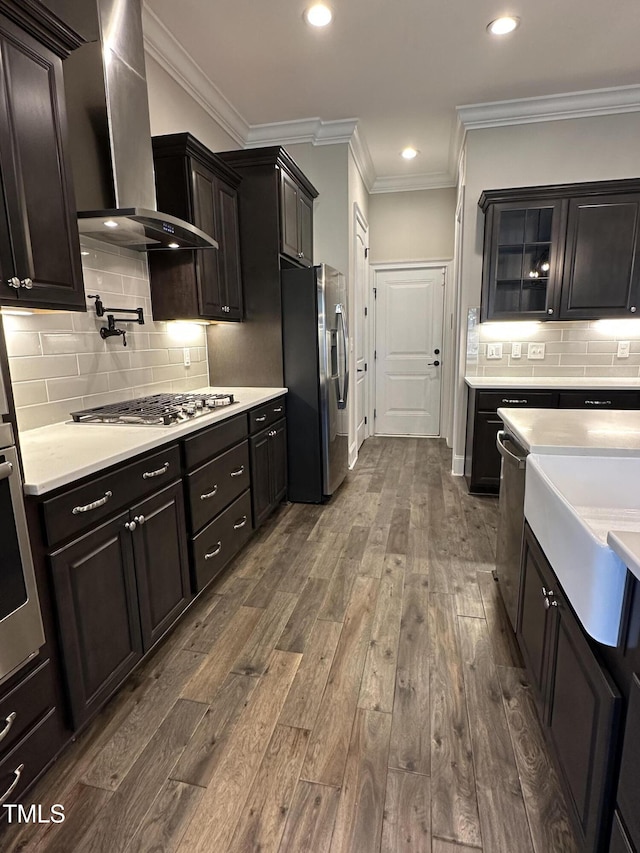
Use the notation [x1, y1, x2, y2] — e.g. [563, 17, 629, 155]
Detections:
[427, 360, 440, 367]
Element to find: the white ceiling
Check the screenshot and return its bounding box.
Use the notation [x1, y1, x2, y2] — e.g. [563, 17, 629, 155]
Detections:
[144, 0, 640, 189]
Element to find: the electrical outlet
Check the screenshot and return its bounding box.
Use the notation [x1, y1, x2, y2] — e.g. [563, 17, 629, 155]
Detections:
[617, 340, 631, 359]
[527, 342, 545, 360]
[487, 343, 503, 360]
[183, 347, 191, 367]
[511, 342, 522, 359]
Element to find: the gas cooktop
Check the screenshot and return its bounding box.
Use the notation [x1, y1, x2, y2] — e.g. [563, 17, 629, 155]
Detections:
[70, 392, 237, 426]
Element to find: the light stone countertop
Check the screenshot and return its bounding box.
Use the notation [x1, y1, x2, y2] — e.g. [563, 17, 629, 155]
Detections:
[497, 407, 640, 456]
[608, 531, 640, 583]
[19, 387, 287, 496]
[466, 376, 640, 389]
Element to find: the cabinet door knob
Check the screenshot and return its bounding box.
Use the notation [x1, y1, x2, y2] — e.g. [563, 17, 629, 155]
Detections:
[204, 541, 222, 560]
[269, 429, 277, 437]
[631, 306, 637, 313]
[133, 515, 145, 526]
[7, 277, 20, 289]
[21, 278, 33, 289]
[547, 308, 554, 315]
[125, 520, 137, 532]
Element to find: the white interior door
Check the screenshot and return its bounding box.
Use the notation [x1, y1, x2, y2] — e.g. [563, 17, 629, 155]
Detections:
[354, 212, 369, 449]
[374, 265, 444, 436]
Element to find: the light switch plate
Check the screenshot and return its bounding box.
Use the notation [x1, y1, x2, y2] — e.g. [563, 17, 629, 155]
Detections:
[617, 340, 631, 359]
[511, 342, 522, 359]
[183, 347, 191, 367]
[527, 342, 545, 360]
[487, 343, 503, 360]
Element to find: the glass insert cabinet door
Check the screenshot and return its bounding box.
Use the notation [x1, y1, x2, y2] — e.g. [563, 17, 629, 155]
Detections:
[482, 199, 564, 321]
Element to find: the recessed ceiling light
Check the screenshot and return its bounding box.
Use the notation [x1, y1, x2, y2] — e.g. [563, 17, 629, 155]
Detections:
[104, 219, 119, 228]
[305, 3, 333, 27]
[401, 147, 419, 160]
[487, 16, 520, 35]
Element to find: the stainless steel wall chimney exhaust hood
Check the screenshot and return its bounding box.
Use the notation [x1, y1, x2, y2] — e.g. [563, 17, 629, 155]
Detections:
[62, 0, 217, 252]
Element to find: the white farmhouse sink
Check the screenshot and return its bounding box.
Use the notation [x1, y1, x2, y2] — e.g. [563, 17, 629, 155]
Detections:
[524, 454, 640, 646]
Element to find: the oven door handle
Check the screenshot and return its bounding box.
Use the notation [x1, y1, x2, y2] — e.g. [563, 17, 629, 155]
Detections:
[496, 431, 527, 469]
[0, 460, 13, 481]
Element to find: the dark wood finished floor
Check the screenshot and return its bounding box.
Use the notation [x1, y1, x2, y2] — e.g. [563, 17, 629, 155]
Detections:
[3, 438, 580, 853]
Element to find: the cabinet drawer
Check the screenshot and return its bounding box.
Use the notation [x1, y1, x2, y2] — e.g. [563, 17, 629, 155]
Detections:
[182, 413, 248, 471]
[42, 445, 181, 547]
[477, 390, 557, 411]
[187, 440, 250, 533]
[558, 390, 639, 409]
[248, 397, 286, 434]
[0, 660, 55, 760]
[191, 490, 252, 592]
[0, 708, 63, 811]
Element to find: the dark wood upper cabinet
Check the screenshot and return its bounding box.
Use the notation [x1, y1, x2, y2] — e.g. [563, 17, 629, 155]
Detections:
[0, 6, 85, 310]
[480, 179, 640, 322]
[280, 168, 313, 266]
[149, 133, 243, 321]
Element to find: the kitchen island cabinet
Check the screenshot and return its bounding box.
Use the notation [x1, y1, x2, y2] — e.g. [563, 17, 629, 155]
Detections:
[517, 524, 621, 853]
[0, 3, 85, 311]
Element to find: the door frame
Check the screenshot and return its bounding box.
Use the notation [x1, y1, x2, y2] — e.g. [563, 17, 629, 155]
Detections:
[353, 202, 370, 457]
[369, 260, 452, 437]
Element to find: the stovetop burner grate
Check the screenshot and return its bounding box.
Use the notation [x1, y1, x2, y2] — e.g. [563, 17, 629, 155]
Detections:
[70, 392, 236, 426]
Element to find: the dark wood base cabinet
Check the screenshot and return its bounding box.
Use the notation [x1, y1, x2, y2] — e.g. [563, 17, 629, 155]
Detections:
[517, 524, 621, 852]
[250, 419, 287, 528]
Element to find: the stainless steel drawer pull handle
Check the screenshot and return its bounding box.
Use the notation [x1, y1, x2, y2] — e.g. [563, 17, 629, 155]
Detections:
[201, 485, 219, 500]
[0, 712, 16, 744]
[230, 466, 245, 477]
[0, 764, 23, 806]
[0, 461, 13, 482]
[584, 400, 611, 406]
[255, 415, 267, 422]
[273, 406, 283, 413]
[233, 516, 248, 530]
[204, 541, 222, 560]
[72, 490, 112, 514]
[501, 399, 527, 404]
[142, 462, 170, 479]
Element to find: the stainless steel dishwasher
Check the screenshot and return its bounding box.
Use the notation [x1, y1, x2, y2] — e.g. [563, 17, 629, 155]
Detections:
[495, 429, 528, 630]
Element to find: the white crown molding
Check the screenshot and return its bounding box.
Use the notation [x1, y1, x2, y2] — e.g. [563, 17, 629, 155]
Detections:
[370, 171, 456, 194]
[141, 2, 249, 146]
[246, 117, 358, 147]
[349, 125, 376, 191]
[457, 84, 640, 129]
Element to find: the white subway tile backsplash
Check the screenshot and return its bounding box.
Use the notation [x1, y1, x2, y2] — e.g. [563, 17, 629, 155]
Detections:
[3, 239, 210, 430]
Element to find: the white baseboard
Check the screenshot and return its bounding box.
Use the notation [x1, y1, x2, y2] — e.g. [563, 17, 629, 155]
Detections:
[452, 455, 465, 477]
[349, 441, 358, 469]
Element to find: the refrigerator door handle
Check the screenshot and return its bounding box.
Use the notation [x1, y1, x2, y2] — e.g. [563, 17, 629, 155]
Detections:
[335, 303, 349, 410]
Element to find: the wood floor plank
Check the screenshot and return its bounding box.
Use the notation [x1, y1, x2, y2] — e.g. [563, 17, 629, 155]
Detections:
[359, 524, 390, 579]
[431, 839, 483, 853]
[308, 532, 348, 578]
[31, 782, 111, 853]
[387, 507, 411, 555]
[381, 769, 431, 853]
[276, 538, 324, 595]
[183, 576, 256, 653]
[498, 665, 579, 853]
[458, 616, 534, 853]
[429, 593, 482, 848]
[232, 591, 299, 676]
[243, 535, 308, 608]
[74, 699, 207, 853]
[318, 556, 360, 622]
[180, 606, 263, 703]
[342, 525, 371, 561]
[278, 619, 342, 730]
[329, 708, 392, 853]
[276, 577, 329, 653]
[359, 555, 405, 713]
[126, 780, 204, 853]
[278, 780, 341, 853]
[406, 526, 430, 575]
[228, 724, 310, 853]
[302, 575, 379, 787]
[176, 650, 302, 853]
[81, 649, 206, 791]
[388, 573, 431, 775]
[172, 672, 259, 787]
[477, 571, 523, 668]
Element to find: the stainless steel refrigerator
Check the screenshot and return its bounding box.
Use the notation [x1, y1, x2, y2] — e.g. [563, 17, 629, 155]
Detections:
[281, 264, 349, 502]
